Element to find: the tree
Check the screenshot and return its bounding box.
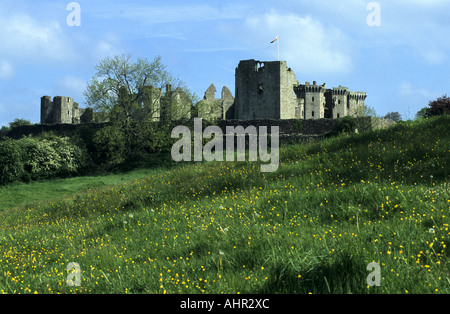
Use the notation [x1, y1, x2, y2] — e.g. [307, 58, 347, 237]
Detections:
[1, 118, 32, 132]
[384, 112, 402, 122]
[364, 105, 378, 117]
[84, 54, 197, 166]
[415, 107, 428, 120]
[425, 94, 450, 117]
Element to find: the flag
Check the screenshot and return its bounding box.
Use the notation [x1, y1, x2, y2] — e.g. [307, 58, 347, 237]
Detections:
[270, 35, 279, 44]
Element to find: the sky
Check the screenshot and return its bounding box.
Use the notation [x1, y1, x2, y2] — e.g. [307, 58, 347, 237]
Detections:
[0, 0, 449, 127]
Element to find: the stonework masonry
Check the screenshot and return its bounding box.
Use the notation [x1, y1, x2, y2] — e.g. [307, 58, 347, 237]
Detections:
[40, 96, 93, 124]
[204, 59, 367, 121]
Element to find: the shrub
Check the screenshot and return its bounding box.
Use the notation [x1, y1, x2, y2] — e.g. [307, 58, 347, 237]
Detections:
[0, 139, 24, 185]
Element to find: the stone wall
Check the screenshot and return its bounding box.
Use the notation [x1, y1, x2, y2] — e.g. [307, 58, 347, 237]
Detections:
[2, 123, 109, 140]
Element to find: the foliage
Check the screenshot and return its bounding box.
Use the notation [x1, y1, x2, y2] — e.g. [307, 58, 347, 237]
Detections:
[330, 116, 357, 135]
[384, 112, 402, 122]
[84, 54, 198, 167]
[415, 107, 428, 120]
[0, 134, 88, 185]
[425, 94, 450, 117]
[0, 118, 33, 133]
[0, 138, 24, 185]
[9, 118, 32, 128]
[364, 105, 378, 117]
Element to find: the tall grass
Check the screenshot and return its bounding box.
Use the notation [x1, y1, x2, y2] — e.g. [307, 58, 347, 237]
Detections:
[0, 116, 448, 294]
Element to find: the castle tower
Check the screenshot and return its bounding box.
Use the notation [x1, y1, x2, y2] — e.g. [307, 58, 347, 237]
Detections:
[40, 96, 54, 124]
[348, 92, 367, 117]
[330, 86, 349, 119]
[53, 96, 75, 124]
[296, 81, 327, 119]
[234, 59, 298, 120]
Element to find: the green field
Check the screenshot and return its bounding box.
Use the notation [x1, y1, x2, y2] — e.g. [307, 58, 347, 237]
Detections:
[0, 116, 448, 294]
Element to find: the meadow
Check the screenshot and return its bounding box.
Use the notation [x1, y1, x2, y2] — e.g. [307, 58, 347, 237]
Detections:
[0, 116, 448, 294]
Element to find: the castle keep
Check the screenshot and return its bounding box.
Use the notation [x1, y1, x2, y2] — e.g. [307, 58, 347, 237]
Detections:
[204, 59, 367, 120]
[40, 96, 93, 124]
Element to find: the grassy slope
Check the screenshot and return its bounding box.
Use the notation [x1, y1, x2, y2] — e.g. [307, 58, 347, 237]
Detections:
[0, 116, 448, 294]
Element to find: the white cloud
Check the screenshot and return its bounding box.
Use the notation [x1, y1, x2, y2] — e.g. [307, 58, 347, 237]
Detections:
[0, 13, 75, 62]
[398, 82, 432, 99]
[59, 75, 87, 96]
[242, 12, 354, 76]
[91, 3, 244, 25]
[0, 61, 14, 79]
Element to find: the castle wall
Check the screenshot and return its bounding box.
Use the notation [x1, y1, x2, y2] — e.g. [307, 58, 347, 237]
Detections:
[235, 60, 282, 120]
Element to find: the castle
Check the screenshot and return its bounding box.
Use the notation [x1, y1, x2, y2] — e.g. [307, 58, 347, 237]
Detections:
[40, 96, 93, 124]
[203, 59, 366, 120]
[40, 59, 366, 124]
[40, 85, 191, 124]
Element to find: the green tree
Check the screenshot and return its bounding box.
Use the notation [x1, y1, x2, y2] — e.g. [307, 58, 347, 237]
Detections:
[84, 54, 197, 166]
[415, 107, 428, 120]
[364, 105, 378, 117]
[9, 118, 32, 128]
[384, 112, 402, 122]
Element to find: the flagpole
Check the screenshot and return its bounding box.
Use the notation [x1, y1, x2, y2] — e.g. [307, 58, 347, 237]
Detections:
[277, 36, 279, 61]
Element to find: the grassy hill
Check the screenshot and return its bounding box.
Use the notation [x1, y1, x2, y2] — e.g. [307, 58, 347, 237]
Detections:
[0, 116, 448, 294]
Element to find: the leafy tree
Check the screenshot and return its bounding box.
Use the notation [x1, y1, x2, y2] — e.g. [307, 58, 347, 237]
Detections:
[84, 54, 197, 166]
[384, 112, 402, 122]
[415, 107, 428, 120]
[1, 118, 32, 133]
[425, 95, 450, 117]
[9, 118, 32, 128]
[364, 105, 378, 118]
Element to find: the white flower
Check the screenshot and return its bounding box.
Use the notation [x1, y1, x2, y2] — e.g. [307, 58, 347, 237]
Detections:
[428, 228, 435, 234]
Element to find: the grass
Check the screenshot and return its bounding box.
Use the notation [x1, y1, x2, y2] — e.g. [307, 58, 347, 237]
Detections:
[0, 116, 448, 294]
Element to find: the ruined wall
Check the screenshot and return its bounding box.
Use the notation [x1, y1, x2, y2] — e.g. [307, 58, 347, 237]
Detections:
[200, 84, 235, 120]
[235, 60, 283, 120]
[40, 96, 82, 124]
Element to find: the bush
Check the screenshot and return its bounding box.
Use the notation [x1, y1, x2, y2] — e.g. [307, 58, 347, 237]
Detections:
[330, 116, 357, 135]
[0, 139, 24, 185]
[0, 135, 88, 185]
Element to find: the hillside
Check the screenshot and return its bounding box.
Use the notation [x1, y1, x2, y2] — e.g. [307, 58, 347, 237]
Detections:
[0, 116, 448, 294]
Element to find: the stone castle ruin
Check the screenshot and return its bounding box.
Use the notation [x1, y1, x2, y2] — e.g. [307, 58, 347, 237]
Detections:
[40, 59, 366, 125]
[40, 84, 191, 125]
[202, 59, 366, 120]
[40, 96, 94, 124]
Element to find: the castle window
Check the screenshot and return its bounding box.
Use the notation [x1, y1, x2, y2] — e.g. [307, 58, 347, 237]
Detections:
[338, 100, 341, 105]
[312, 111, 315, 117]
[337, 113, 340, 118]
[258, 84, 263, 94]
[312, 97, 315, 102]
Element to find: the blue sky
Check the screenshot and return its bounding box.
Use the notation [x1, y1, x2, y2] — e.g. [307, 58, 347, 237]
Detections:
[1, 0, 449, 127]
